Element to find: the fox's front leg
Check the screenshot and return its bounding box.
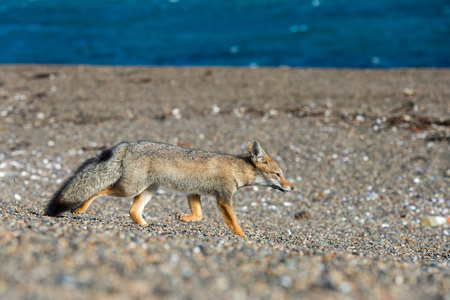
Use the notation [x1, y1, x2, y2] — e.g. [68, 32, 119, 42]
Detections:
[176, 194, 203, 222]
[216, 193, 246, 237]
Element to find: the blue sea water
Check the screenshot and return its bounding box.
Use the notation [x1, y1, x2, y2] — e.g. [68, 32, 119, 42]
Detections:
[0, 0, 449, 68]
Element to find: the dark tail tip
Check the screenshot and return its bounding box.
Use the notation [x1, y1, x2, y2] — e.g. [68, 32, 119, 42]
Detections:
[44, 202, 63, 217]
[44, 192, 73, 217]
[44, 202, 73, 217]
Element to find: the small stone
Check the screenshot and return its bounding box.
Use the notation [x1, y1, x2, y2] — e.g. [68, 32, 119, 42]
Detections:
[279, 275, 293, 288]
[294, 210, 311, 220]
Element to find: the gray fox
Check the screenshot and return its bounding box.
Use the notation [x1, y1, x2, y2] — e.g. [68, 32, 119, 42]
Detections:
[45, 141, 293, 236]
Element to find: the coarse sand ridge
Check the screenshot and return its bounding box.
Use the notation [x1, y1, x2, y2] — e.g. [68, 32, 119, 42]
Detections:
[0, 65, 449, 299]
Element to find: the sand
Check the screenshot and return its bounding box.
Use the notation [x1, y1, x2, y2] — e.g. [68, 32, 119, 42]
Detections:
[0, 65, 449, 299]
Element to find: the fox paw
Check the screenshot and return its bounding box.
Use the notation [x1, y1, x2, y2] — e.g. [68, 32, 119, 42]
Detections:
[72, 209, 83, 216]
[175, 211, 189, 221]
[175, 211, 201, 223]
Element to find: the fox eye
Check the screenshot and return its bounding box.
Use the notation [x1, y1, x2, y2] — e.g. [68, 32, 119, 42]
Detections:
[275, 172, 280, 177]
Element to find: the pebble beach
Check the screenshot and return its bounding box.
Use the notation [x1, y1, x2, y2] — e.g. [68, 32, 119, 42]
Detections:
[0, 65, 449, 299]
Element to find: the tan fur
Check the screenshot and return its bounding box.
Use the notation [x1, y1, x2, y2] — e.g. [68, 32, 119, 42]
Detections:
[46, 141, 293, 237]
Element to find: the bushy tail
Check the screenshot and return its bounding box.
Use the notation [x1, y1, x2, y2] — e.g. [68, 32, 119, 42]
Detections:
[45, 143, 128, 216]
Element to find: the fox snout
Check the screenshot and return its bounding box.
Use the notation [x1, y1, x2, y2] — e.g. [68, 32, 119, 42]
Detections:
[272, 176, 294, 193]
[286, 186, 294, 192]
[275, 184, 294, 193]
[277, 174, 294, 192]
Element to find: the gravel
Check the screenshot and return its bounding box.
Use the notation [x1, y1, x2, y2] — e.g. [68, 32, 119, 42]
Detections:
[1, 65, 449, 299]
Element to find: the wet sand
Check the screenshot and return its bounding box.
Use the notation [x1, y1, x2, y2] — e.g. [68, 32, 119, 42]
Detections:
[0, 65, 449, 299]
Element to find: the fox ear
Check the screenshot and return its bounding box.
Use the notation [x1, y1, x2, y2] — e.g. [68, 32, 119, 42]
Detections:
[250, 141, 266, 162]
[247, 142, 253, 154]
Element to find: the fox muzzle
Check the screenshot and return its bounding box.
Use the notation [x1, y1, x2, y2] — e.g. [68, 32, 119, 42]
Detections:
[272, 185, 294, 192]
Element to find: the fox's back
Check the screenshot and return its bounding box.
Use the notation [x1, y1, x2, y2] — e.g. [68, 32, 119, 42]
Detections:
[132, 141, 216, 159]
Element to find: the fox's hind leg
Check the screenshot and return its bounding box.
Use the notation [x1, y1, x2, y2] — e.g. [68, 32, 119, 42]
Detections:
[129, 183, 159, 225]
[72, 186, 115, 215]
[176, 194, 202, 222]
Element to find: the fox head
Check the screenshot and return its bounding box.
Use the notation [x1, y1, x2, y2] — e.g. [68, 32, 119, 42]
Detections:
[248, 141, 293, 193]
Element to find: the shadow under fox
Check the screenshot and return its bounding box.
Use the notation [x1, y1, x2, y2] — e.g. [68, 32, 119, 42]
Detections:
[45, 141, 293, 236]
